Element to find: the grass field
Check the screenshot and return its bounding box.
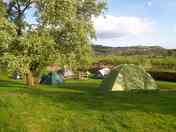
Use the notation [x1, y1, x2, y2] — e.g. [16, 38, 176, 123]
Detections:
[0, 79, 176, 132]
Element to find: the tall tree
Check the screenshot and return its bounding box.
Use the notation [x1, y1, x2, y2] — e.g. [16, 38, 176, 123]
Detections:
[2, 0, 106, 85]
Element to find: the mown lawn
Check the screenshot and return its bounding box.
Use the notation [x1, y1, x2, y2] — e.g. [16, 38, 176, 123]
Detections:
[157, 81, 176, 90]
[0, 79, 176, 132]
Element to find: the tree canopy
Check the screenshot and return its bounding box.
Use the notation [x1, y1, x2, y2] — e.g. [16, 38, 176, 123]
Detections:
[0, 1, 16, 55]
[1, 0, 106, 86]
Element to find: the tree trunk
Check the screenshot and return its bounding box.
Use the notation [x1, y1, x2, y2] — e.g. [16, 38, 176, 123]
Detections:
[17, 26, 22, 36]
[26, 71, 35, 86]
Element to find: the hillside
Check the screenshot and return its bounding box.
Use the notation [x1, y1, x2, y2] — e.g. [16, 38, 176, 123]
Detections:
[93, 45, 175, 56]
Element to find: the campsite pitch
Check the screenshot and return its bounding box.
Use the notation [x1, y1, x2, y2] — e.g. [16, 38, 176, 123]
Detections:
[0, 79, 176, 132]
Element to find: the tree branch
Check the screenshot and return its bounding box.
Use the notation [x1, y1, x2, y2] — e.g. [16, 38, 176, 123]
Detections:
[22, 0, 33, 14]
[16, 0, 21, 13]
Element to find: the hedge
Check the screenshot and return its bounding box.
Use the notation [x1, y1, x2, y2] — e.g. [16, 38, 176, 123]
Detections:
[148, 71, 176, 82]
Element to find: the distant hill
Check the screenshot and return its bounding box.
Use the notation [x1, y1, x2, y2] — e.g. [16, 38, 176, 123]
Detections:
[92, 45, 176, 56]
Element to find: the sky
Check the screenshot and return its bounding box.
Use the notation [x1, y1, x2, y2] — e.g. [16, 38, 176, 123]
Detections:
[94, 0, 176, 49]
[17, 0, 176, 49]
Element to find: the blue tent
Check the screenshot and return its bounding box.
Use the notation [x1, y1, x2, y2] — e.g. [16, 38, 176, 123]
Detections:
[40, 72, 64, 85]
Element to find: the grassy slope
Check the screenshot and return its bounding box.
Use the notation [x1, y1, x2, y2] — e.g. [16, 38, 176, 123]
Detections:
[0, 79, 176, 132]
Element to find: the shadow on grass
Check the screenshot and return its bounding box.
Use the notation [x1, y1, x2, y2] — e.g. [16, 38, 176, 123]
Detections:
[17, 88, 176, 117]
[57, 82, 100, 93]
[0, 80, 27, 89]
[1, 79, 176, 117]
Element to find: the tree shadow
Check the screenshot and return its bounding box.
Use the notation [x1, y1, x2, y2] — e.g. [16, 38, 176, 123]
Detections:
[57, 82, 100, 93]
[0, 80, 27, 89]
[13, 86, 176, 117]
[1, 79, 176, 117]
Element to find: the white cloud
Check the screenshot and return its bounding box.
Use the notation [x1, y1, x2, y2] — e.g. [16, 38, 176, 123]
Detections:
[93, 15, 155, 39]
[147, 1, 152, 7]
[92, 15, 169, 48]
[3, 0, 10, 3]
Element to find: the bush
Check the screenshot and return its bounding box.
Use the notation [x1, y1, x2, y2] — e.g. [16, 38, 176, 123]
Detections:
[148, 71, 176, 82]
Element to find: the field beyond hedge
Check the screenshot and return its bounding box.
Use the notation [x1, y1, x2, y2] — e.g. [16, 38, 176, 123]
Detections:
[0, 79, 176, 132]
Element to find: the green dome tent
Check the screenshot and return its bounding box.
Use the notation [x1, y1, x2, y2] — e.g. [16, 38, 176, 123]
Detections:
[100, 64, 158, 91]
